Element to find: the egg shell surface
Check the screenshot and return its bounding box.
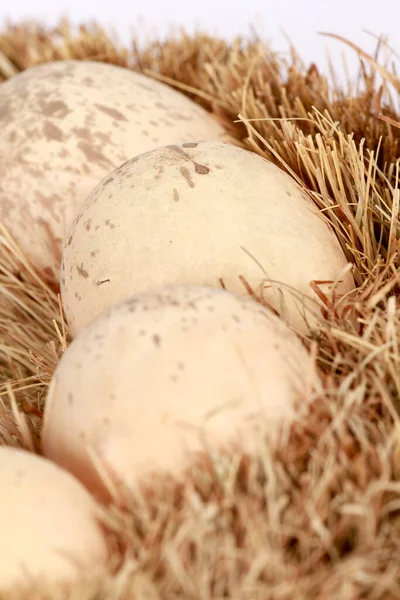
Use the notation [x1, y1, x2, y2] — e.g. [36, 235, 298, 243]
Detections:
[0, 446, 109, 591]
[42, 285, 322, 500]
[61, 140, 355, 335]
[0, 60, 225, 281]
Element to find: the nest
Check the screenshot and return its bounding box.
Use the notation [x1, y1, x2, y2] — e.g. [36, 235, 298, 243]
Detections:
[1, 19, 400, 599]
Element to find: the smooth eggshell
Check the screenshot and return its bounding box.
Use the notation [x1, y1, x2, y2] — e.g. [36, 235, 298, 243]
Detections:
[61, 141, 355, 335]
[42, 285, 321, 500]
[0, 447, 108, 591]
[0, 60, 226, 281]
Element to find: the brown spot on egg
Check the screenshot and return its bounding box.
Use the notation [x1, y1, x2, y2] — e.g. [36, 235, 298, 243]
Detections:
[155, 165, 164, 180]
[76, 264, 89, 278]
[77, 141, 112, 167]
[37, 100, 70, 118]
[167, 145, 191, 161]
[194, 162, 210, 175]
[35, 191, 59, 217]
[180, 166, 194, 188]
[71, 126, 92, 140]
[135, 81, 159, 94]
[43, 121, 64, 142]
[95, 131, 113, 144]
[172, 112, 194, 122]
[182, 142, 198, 148]
[173, 189, 180, 202]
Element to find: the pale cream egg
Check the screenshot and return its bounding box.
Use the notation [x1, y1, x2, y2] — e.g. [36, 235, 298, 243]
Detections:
[61, 141, 354, 335]
[0, 446, 109, 592]
[0, 60, 226, 282]
[42, 285, 322, 500]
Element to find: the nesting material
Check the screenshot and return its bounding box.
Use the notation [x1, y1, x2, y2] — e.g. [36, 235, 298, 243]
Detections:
[42, 285, 321, 499]
[0, 447, 109, 592]
[61, 141, 354, 336]
[1, 20, 400, 600]
[0, 60, 226, 282]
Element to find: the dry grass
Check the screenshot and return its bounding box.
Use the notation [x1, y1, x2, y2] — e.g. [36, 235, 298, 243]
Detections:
[1, 19, 400, 599]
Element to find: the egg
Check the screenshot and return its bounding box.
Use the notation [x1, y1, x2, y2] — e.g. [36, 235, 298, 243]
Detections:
[61, 141, 354, 335]
[0, 447, 109, 591]
[42, 285, 321, 500]
[0, 60, 226, 282]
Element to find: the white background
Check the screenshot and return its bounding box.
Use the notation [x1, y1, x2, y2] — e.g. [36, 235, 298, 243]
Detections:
[2, 0, 400, 82]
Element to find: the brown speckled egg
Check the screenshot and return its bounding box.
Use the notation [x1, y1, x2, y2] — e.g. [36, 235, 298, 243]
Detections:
[42, 285, 321, 500]
[0, 60, 226, 282]
[61, 141, 354, 336]
[0, 447, 109, 592]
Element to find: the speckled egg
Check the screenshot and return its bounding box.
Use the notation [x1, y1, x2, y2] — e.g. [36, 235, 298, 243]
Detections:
[0, 447, 109, 592]
[42, 285, 321, 500]
[61, 141, 354, 336]
[0, 60, 226, 282]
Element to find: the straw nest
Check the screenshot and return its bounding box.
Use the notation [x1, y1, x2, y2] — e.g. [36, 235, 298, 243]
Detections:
[1, 19, 400, 600]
